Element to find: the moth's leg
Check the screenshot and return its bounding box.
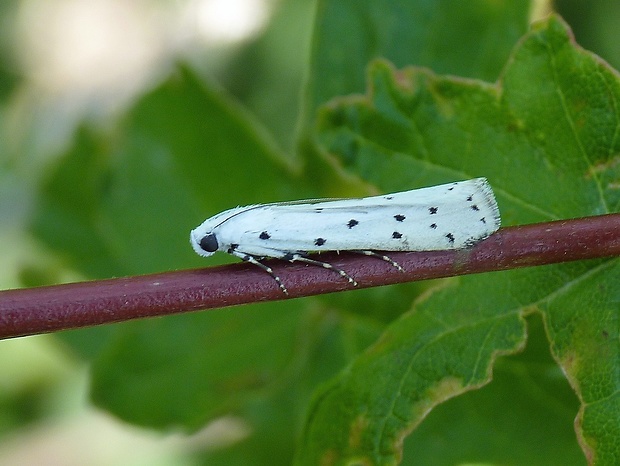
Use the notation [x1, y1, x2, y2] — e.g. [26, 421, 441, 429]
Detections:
[288, 254, 358, 287]
[230, 250, 288, 295]
[354, 250, 405, 272]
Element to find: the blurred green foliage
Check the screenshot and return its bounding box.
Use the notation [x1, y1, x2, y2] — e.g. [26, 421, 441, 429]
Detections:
[1, 0, 620, 464]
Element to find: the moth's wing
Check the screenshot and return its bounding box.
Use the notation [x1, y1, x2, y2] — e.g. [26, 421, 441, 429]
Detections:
[225, 203, 382, 258]
[266, 178, 498, 213]
[220, 178, 500, 257]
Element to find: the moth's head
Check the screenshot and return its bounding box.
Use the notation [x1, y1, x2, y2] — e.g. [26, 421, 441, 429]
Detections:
[190, 219, 221, 257]
[190, 229, 219, 257]
[191, 206, 244, 257]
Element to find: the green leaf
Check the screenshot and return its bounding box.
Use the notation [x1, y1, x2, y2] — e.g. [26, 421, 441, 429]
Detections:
[30, 67, 312, 361]
[403, 314, 583, 465]
[23, 2, 620, 464]
[299, 15, 620, 464]
[90, 301, 304, 430]
[189, 310, 384, 466]
[33, 67, 298, 279]
[32, 64, 314, 374]
[30, 64, 383, 456]
[540, 261, 620, 465]
[303, 0, 532, 125]
[90, 301, 384, 464]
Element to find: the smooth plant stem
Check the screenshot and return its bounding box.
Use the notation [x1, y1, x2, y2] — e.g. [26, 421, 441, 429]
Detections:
[1, 214, 619, 340]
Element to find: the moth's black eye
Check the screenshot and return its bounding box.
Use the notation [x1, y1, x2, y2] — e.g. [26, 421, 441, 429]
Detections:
[199, 234, 219, 253]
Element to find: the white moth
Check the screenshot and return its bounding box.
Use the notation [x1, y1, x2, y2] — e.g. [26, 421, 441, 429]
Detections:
[190, 177, 500, 294]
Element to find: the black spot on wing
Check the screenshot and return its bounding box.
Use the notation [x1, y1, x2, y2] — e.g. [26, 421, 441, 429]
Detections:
[392, 231, 403, 239]
[429, 207, 438, 215]
[385, 196, 394, 200]
[259, 231, 271, 240]
[347, 219, 359, 228]
[394, 214, 405, 222]
[480, 217, 487, 224]
[466, 195, 473, 202]
[314, 238, 326, 246]
[471, 205, 479, 211]
[446, 233, 455, 243]
[430, 223, 437, 229]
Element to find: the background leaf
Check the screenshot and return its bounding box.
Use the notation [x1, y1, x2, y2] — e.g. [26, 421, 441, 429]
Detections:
[298, 15, 620, 465]
[303, 0, 532, 126]
[2, 0, 619, 464]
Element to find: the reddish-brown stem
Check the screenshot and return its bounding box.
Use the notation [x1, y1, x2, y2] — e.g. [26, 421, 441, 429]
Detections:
[1, 214, 619, 340]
